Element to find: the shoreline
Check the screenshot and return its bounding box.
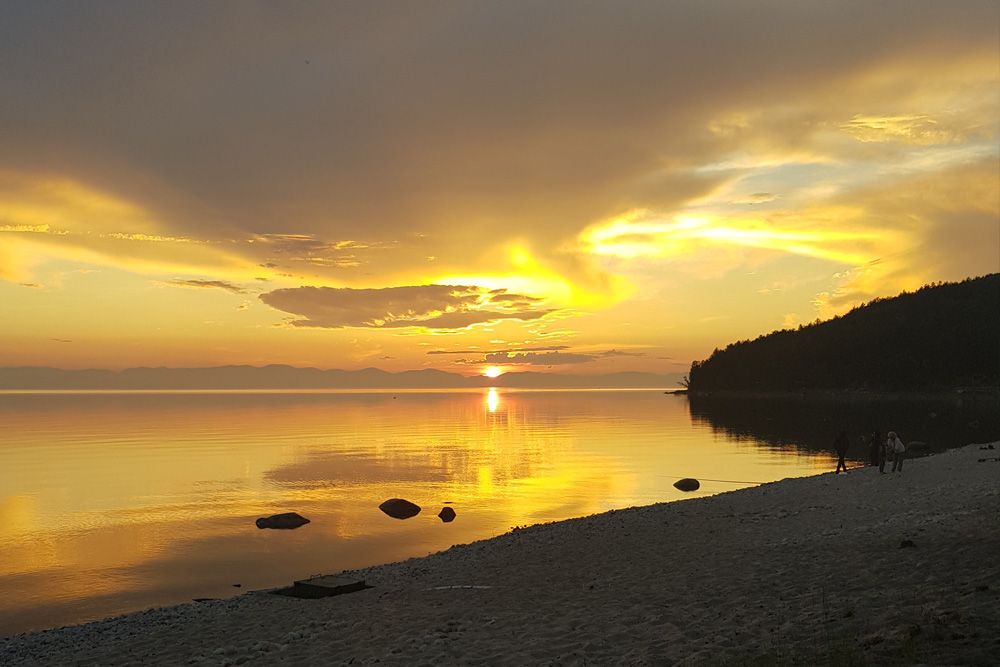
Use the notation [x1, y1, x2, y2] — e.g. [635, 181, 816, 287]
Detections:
[3, 442, 998, 665]
[687, 388, 1000, 402]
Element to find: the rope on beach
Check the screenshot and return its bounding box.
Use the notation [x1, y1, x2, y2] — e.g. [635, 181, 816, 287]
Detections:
[661, 465, 870, 486]
[671, 476, 767, 485]
[657, 473, 766, 484]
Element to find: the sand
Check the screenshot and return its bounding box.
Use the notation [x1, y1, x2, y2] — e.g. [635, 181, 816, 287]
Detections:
[3, 442, 998, 666]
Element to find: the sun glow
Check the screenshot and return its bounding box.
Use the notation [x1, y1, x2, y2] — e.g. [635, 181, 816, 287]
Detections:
[484, 366, 503, 378]
[485, 388, 500, 413]
[580, 210, 882, 265]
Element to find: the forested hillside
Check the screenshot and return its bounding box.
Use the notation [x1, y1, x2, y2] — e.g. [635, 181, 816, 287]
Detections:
[687, 274, 1000, 392]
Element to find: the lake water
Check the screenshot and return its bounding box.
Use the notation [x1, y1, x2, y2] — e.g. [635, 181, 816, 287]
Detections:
[1, 389, 996, 637]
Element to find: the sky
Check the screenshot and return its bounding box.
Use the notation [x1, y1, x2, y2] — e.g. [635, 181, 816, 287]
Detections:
[1, 1, 997, 378]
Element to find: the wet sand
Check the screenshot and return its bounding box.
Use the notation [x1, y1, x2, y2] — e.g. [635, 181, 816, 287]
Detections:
[3, 442, 998, 666]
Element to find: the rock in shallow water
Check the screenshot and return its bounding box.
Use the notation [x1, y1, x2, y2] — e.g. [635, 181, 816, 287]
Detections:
[255, 512, 310, 530]
[438, 507, 457, 522]
[379, 498, 421, 519]
[673, 478, 700, 492]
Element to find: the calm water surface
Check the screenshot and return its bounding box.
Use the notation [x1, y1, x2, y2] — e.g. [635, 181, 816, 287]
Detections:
[4, 389, 989, 637]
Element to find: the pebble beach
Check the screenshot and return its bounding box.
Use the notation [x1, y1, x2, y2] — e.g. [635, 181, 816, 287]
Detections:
[3, 442, 998, 666]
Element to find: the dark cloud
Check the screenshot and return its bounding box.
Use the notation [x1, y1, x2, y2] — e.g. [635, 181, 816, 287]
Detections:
[380, 309, 553, 329]
[454, 347, 649, 365]
[2, 0, 994, 258]
[249, 234, 377, 270]
[427, 345, 569, 355]
[486, 289, 543, 305]
[165, 279, 246, 294]
[483, 351, 596, 366]
[258, 284, 554, 329]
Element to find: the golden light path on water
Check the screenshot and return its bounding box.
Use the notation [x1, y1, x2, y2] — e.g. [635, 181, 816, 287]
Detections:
[0, 389, 836, 636]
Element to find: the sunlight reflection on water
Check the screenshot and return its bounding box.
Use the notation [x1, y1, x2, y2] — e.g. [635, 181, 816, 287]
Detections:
[0, 389, 840, 636]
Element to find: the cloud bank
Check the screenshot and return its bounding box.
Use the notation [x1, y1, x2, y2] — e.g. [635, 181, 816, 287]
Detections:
[259, 284, 553, 329]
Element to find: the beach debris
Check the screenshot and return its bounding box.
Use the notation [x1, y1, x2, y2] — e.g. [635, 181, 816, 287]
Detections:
[255, 512, 311, 530]
[273, 574, 368, 599]
[379, 498, 421, 519]
[900, 539, 917, 549]
[673, 478, 701, 492]
[438, 507, 457, 523]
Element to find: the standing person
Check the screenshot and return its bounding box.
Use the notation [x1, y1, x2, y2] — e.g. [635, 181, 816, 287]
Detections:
[888, 431, 906, 472]
[868, 430, 880, 467]
[834, 430, 849, 473]
[876, 431, 888, 474]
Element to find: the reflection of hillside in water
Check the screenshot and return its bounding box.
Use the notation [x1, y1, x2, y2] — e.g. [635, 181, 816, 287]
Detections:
[688, 392, 1000, 459]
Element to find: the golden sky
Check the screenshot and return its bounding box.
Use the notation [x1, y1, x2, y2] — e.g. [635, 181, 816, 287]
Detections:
[1, 1, 997, 377]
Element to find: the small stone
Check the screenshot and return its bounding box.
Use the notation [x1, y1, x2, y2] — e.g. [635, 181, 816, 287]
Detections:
[900, 539, 916, 548]
[379, 498, 421, 519]
[255, 512, 310, 530]
[673, 478, 700, 492]
[438, 507, 457, 523]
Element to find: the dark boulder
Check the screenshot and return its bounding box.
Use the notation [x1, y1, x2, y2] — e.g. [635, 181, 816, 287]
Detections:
[256, 512, 310, 530]
[379, 498, 421, 519]
[438, 507, 457, 523]
[673, 478, 700, 492]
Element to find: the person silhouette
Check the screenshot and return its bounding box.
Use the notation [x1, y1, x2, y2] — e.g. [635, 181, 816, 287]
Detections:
[875, 431, 887, 474]
[834, 430, 849, 473]
[887, 431, 906, 472]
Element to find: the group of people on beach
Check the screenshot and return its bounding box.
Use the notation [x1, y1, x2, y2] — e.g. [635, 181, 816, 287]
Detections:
[833, 429, 906, 474]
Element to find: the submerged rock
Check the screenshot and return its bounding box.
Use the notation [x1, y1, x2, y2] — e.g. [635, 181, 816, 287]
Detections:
[673, 478, 700, 492]
[438, 507, 457, 523]
[255, 512, 310, 530]
[379, 498, 421, 519]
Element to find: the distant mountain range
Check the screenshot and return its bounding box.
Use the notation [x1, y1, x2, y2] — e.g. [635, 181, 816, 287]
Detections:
[0, 365, 681, 390]
[687, 274, 1000, 393]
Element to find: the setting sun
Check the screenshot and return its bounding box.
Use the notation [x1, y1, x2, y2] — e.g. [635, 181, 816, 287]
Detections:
[484, 366, 503, 378]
